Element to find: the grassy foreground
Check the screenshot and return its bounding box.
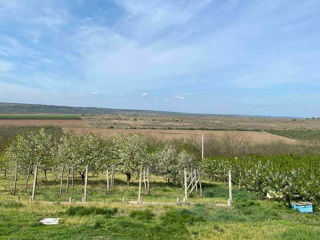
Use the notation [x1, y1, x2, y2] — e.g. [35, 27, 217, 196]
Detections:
[0, 173, 320, 239]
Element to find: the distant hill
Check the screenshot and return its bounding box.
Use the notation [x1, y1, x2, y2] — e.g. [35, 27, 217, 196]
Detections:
[0, 102, 193, 116]
[0, 102, 295, 118]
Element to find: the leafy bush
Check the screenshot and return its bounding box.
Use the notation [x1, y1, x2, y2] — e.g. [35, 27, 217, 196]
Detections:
[129, 209, 155, 221]
[65, 206, 118, 216]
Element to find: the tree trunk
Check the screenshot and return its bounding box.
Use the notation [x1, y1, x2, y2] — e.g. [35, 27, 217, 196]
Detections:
[24, 164, 32, 192]
[4, 168, 7, 178]
[13, 162, 18, 195]
[126, 173, 131, 186]
[44, 169, 47, 180]
[59, 166, 64, 195]
[80, 173, 85, 185]
[66, 167, 70, 193]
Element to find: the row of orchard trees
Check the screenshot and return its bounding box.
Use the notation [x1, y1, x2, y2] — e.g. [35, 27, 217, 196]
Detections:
[3, 129, 200, 196]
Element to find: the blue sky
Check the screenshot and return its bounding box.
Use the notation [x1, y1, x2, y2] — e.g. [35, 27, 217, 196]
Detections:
[0, 0, 319, 117]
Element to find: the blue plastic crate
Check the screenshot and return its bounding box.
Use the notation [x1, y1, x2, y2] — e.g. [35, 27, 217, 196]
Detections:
[291, 202, 313, 213]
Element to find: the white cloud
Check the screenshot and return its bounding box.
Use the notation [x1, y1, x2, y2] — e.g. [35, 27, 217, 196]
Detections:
[120, 93, 127, 97]
[141, 92, 148, 97]
[89, 91, 99, 95]
[176, 95, 187, 100]
[0, 60, 14, 72]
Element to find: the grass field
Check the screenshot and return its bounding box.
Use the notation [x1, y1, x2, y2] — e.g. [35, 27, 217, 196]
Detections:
[268, 129, 320, 141]
[0, 114, 81, 120]
[1, 173, 320, 240]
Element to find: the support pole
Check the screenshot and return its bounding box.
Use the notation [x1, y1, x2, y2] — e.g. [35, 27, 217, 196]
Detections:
[71, 165, 74, 189]
[59, 166, 64, 195]
[184, 168, 187, 203]
[13, 162, 18, 195]
[66, 167, 70, 193]
[201, 134, 204, 160]
[106, 168, 110, 194]
[194, 169, 198, 195]
[111, 165, 115, 190]
[143, 167, 147, 193]
[83, 165, 88, 202]
[147, 166, 150, 195]
[197, 170, 202, 197]
[31, 164, 38, 201]
[138, 166, 142, 203]
[228, 170, 232, 205]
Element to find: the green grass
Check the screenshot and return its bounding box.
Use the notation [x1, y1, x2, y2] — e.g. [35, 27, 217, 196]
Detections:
[0, 114, 81, 120]
[1, 173, 320, 239]
[267, 129, 320, 141]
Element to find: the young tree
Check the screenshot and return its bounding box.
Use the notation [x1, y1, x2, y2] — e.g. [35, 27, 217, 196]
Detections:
[58, 133, 101, 184]
[113, 134, 148, 186]
[155, 145, 180, 183]
[4, 129, 55, 197]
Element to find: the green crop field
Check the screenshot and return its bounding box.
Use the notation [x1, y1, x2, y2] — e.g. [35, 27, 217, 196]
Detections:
[0, 114, 81, 120]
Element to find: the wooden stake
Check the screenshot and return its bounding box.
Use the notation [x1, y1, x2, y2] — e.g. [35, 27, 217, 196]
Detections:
[66, 167, 70, 193]
[194, 169, 198, 195]
[106, 168, 110, 194]
[147, 166, 150, 195]
[138, 166, 142, 203]
[111, 165, 115, 190]
[83, 165, 88, 202]
[69, 197, 72, 203]
[59, 166, 64, 195]
[13, 162, 18, 195]
[228, 170, 232, 205]
[184, 168, 188, 202]
[24, 163, 31, 192]
[201, 134, 204, 160]
[197, 170, 202, 197]
[31, 164, 38, 201]
[71, 165, 74, 189]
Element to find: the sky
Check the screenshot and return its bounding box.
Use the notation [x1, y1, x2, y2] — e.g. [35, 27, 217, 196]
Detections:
[0, 0, 320, 117]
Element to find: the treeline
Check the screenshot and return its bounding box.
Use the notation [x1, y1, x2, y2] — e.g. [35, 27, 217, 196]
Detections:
[1, 129, 200, 193]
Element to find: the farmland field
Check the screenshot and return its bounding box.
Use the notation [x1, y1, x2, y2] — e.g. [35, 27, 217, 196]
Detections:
[64, 127, 296, 144]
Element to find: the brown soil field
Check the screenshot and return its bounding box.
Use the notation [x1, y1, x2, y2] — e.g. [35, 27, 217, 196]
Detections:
[0, 119, 87, 128]
[64, 128, 296, 144]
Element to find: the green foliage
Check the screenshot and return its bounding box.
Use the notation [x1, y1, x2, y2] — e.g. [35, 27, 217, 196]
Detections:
[113, 134, 149, 184]
[202, 154, 320, 210]
[129, 209, 155, 221]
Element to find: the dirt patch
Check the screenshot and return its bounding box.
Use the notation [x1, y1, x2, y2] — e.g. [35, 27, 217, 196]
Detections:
[0, 119, 87, 128]
[63, 128, 296, 144]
